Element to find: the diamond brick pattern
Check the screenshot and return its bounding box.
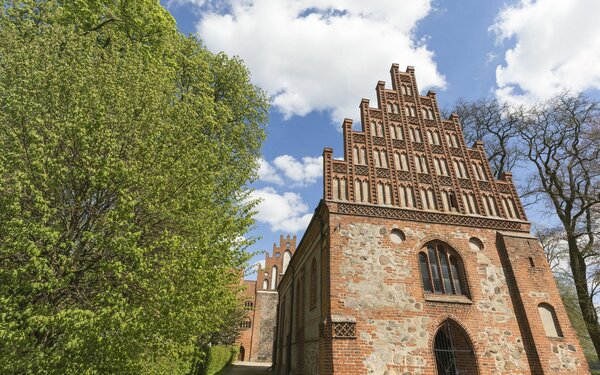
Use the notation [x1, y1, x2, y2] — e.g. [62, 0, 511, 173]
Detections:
[389, 114, 402, 122]
[353, 133, 366, 143]
[419, 173, 432, 184]
[355, 165, 369, 175]
[393, 139, 406, 149]
[459, 178, 472, 189]
[478, 180, 492, 191]
[431, 145, 444, 154]
[498, 183, 511, 193]
[335, 202, 527, 231]
[332, 322, 356, 339]
[376, 168, 390, 178]
[333, 162, 346, 173]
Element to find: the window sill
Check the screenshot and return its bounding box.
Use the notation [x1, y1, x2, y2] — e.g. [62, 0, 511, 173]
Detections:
[424, 293, 472, 305]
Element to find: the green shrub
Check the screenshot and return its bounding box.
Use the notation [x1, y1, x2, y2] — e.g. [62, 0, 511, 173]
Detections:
[205, 346, 237, 375]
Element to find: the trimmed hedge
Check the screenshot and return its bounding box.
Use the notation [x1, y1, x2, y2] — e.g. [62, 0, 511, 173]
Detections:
[205, 346, 238, 375]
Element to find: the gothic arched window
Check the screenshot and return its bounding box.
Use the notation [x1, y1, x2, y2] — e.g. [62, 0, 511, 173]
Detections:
[538, 303, 563, 337]
[282, 250, 292, 273]
[271, 265, 278, 290]
[419, 242, 469, 297]
[434, 320, 478, 375]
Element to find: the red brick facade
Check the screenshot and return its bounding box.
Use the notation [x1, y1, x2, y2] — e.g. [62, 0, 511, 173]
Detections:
[237, 235, 297, 362]
[274, 65, 590, 374]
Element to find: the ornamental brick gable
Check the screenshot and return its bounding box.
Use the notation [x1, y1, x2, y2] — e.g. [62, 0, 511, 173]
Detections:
[323, 64, 527, 232]
[272, 65, 590, 375]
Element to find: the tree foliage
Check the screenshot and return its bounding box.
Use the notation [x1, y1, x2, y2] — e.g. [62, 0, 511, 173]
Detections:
[538, 227, 600, 370]
[454, 98, 524, 179]
[455, 93, 600, 362]
[520, 93, 600, 357]
[0, 1, 268, 373]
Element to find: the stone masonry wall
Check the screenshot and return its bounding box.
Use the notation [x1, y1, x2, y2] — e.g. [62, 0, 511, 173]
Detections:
[251, 291, 278, 362]
[324, 212, 588, 375]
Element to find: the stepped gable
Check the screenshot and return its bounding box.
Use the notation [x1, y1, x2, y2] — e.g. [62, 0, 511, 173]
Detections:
[323, 64, 528, 232]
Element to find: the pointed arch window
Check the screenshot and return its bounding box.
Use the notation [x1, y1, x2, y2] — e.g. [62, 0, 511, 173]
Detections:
[354, 179, 369, 203]
[410, 127, 423, 142]
[441, 190, 459, 212]
[434, 320, 477, 375]
[501, 196, 519, 219]
[398, 185, 415, 207]
[283, 250, 292, 273]
[271, 265, 278, 290]
[333, 177, 347, 201]
[462, 192, 479, 215]
[427, 108, 435, 120]
[418, 242, 469, 297]
[262, 278, 269, 290]
[427, 129, 441, 144]
[377, 122, 384, 137]
[415, 155, 428, 174]
[377, 183, 392, 205]
[420, 188, 436, 210]
[353, 146, 366, 165]
[538, 303, 563, 337]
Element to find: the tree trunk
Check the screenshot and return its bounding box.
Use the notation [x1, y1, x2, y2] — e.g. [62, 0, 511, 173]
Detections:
[568, 236, 600, 357]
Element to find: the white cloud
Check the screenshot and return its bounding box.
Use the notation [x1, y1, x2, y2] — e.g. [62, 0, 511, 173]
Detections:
[258, 157, 284, 185]
[258, 155, 323, 186]
[250, 187, 313, 232]
[191, 0, 445, 124]
[491, 0, 600, 104]
[273, 155, 322, 186]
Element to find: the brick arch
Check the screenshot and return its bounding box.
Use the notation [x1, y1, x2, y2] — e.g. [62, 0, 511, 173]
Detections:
[412, 234, 467, 260]
[414, 235, 474, 298]
[429, 316, 481, 375]
[428, 315, 478, 351]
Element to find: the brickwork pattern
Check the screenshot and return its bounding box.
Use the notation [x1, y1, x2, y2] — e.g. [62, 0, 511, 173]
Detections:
[237, 235, 297, 363]
[273, 65, 589, 374]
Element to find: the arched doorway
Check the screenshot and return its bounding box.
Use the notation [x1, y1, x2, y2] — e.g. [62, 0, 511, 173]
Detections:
[238, 345, 245, 361]
[433, 320, 478, 375]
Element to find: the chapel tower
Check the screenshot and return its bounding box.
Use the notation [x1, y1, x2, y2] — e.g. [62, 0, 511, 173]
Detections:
[237, 235, 296, 362]
[274, 65, 589, 374]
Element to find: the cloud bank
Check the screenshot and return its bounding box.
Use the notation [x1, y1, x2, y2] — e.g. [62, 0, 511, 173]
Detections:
[258, 155, 322, 186]
[492, 0, 600, 104]
[250, 187, 313, 233]
[184, 0, 445, 123]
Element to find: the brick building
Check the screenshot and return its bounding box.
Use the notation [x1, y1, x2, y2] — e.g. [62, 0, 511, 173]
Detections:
[273, 65, 589, 374]
[237, 235, 297, 362]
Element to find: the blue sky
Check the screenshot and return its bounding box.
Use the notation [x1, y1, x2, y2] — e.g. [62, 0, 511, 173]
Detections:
[161, 0, 600, 274]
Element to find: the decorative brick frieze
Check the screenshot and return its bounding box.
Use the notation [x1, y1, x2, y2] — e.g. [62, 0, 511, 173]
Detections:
[275, 65, 589, 375]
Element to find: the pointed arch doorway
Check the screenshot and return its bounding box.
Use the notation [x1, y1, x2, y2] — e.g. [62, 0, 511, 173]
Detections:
[433, 320, 478, 375]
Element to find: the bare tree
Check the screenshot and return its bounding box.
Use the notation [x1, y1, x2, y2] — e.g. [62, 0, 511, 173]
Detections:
[536, 226, 571, 276]
[520, 93, 600, 358]
[454, 98, 525, 179]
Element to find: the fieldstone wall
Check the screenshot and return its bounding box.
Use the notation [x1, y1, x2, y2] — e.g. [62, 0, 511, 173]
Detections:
[327, 215, 542, 374]
[251, 291, 278, 362]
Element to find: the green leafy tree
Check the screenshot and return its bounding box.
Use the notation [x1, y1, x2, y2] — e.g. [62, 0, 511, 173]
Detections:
[0, 1, 268, 373]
